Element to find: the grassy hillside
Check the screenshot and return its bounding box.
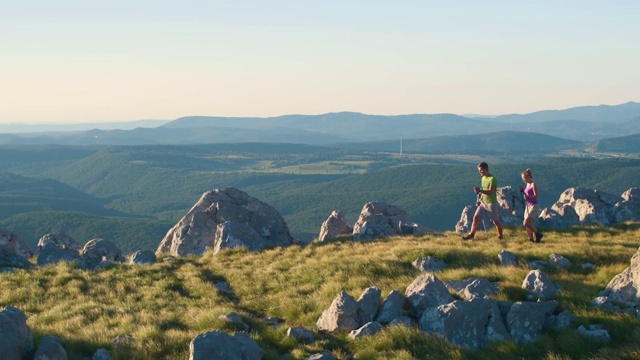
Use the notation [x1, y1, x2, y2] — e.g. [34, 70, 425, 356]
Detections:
[2, 224, 640, 359]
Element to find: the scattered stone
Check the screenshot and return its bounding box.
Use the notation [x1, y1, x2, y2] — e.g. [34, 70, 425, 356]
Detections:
[129, 250, 156, 264]
[92, 348, 112, 360]
[577, 325, 611, 343]
[529, 260, 548, 270]
[37, 242, 80, 266]
[287, 327, 315, 343]
[318, 210, 353, 242]
[522, 270, 560, 299]
[419, 298, 511, 350]
[349, 321, 383, 339]
[505, 301, 557, 344]
[306, 352, 335, 360]
[545, 310, 576, 329]
[37, 233, 81, 253]
[112, 335, 135, 348]
[412, 256, 447, 272]
[549, 254, 571, 269]
[189, 330, 263, 360]
[375, 290, 405, 324]
[33, 335, 66, 360]
[219, 312, 249, 331]
[157, 187, 295, 256]
[353, 201, 433, 241]
[78, 238, 125, 270]
[499, 250, 517, 267]
[0, 306, 33, 359]
[405, 273, 455, 318]
[316, 291, 359, 332]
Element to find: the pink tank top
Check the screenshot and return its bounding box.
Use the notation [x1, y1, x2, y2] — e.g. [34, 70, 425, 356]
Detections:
[524, 183, 538, 205]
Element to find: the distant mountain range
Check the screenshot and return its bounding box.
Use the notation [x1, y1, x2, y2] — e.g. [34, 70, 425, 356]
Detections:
[0, 101, 638, 146]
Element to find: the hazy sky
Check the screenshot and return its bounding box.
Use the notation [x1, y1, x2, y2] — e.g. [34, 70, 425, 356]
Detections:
[2, 1, 639, 124]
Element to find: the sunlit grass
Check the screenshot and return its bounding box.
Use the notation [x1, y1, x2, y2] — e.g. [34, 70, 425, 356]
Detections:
[1, 223, 640, 359]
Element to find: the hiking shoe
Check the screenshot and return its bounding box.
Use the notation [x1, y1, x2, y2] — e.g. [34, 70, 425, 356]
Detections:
[497, 235, 504, 240]
[462, 233, 475, 240]
[528, 238, 535, 243]
[535, 232, 544, 243]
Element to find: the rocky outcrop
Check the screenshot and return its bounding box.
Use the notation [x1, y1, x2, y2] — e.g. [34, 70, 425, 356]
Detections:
[37, 242, 80, 267]
[78, 238, 125, 270]
[318, 210, 353, 242]
[596, 246, 640, 309]
[353, 201, 434, 241]
[540, 187, 640, 228]
[0, 306, 33, 359]
[189, 330, 263, 360]
[129, 250, 157, 264]
[419, 298, 511, 349]
[156, 187, 295, 257]
[37, 233, 82, 253]
[0, 230, 33, 259]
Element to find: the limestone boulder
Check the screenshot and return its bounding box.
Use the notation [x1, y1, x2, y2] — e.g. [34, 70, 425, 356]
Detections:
[78, 238, 125, 270]
[353, 201, 433, 241]
[37, 242, 80, 266]
[0, 230, 33, 259]
[156, 187, 295, 256]
[318, 210, 353, 242]
[419, 298, 511, 350]
[0, 306, 33, 359]
[598, 246, 640, 308]
[37, 233, 81, 253]
[189, 330, 263, 360]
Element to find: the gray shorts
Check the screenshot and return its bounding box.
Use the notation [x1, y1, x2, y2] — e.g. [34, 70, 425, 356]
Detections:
[475, 202, 500, 222]
[525, 204, 541, 220]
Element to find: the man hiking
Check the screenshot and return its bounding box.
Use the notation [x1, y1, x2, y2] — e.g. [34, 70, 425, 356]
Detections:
[462, 162, 504, 240]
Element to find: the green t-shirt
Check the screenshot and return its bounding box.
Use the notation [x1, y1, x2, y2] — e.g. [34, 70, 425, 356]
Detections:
[481, 174, 498, 204]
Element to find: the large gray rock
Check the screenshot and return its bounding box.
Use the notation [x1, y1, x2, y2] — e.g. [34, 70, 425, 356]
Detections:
[598, 246, 640, 308]
[0, 230, 33, 259]
[522, 270, 560, 299]
[318, 210, 353, 242]
[539, 187, 639, 228]
[189, 330, 263, 360]
[353, 201, 433, 241]
[37, 233, 81, 253]
[157, 187, 295, 256]
[446, 277, 500, 300]
[505, 301, 558, 344]
[129, 250, 157, 264]
[316, 291, 360, 332]
[37, 242, 80, 267]
[0, 306, 34, 360]
[79, 239, 125, 270]
[405, 273, 455, 318]
[419, 298, 511, 349]
[356, 286, 382, 325]
[0, 244, 32, 271]
[375, 290, 405, 324]
[34, 335, 67, 360]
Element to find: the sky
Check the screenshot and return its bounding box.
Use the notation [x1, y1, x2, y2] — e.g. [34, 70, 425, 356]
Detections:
[1, 1, 639, 124]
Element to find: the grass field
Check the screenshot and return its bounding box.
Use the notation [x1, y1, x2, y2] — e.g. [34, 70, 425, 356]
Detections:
[2, 223, 640, 359]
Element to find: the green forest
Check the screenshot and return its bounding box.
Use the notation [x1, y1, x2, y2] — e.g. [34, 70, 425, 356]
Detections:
[1, 142, 639, 254]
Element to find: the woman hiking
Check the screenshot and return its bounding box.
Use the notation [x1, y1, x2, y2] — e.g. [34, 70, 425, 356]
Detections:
[519, 168, 543, 243]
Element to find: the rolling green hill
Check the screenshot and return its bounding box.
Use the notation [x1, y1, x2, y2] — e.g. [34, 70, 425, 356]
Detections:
[2, 142, 640, 252]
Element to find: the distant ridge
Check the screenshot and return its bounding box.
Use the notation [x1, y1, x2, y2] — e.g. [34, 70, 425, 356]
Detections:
[0, 101, 638, 144]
